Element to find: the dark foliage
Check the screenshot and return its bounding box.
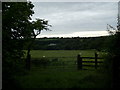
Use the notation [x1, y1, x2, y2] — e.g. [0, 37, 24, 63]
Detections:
[31, 36, 110, 51]
[2, 1, 51, 88]
[106, 32, 120, 88]
[2, 2, 34, 88]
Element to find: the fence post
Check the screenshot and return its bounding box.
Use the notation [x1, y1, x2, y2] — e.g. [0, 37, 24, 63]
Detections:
[77, 54, 82, 70]
[95, 52, 98, 69]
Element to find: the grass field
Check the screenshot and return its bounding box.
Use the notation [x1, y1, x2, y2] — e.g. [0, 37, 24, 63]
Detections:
[30, 50, 104, 69]
[30, 50, 97, 58]
[16, 50, 111, 88]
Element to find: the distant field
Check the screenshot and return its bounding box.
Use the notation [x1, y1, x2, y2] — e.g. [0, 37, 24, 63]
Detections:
[29, 50, 104, 71]
[30, 50, 104, 63]
[30, 50, 99, 58]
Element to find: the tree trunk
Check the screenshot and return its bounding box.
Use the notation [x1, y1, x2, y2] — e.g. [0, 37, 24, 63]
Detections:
[26, 47, 31, 70]
[26, 36, 36, 70]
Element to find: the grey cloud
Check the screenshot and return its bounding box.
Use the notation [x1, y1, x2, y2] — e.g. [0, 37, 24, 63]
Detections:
[32, 2, 117, 36]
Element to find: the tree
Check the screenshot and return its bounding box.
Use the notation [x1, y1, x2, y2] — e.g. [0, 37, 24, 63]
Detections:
[106, 6, 120, 88]
[2, 1, 51, 88]
[25, 18, 51, 70]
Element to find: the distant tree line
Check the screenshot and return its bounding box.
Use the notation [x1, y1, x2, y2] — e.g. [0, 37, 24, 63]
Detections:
[31, 36, 111, 51]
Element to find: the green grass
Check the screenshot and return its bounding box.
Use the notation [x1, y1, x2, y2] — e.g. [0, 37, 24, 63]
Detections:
[16, 69, 110, 88]
[30, 50, 104, 70]
[16, 50, 111, 88]
[30, 50, 97, 58]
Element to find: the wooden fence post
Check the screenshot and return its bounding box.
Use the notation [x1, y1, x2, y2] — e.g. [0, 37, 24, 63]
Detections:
[95, 52, 98, 69]
[77, 54, 82, 70]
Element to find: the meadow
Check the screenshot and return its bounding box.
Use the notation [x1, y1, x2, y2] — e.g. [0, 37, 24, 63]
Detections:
[30, 50, 104, 69]
[30, 49, 97, 58]
[16, 50, 111, 88]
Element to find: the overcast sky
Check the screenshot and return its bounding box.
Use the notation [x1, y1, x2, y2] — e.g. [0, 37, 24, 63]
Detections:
[31, 2, 118, 37]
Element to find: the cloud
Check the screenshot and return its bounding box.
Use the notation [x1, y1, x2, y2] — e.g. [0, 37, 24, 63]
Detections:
[31, 2, 117, 37]
[37, 31, 110, 38]
[29, 0, 119, 2]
